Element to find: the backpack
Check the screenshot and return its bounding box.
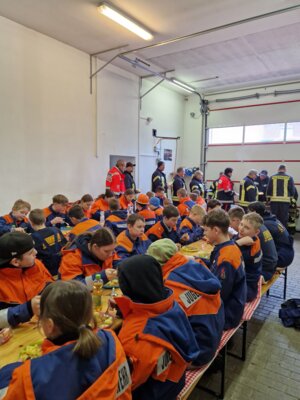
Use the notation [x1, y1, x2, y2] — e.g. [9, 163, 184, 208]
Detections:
[279, 299, 300, 329]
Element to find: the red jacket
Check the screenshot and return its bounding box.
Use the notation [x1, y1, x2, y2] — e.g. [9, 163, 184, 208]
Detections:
[106, 166, 125, 196]
[0, 259, 53, 305]
[2, 330, 131, 400]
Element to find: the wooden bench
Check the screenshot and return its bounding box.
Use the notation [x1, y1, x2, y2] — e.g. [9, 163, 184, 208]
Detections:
[261, 268, 288, 299]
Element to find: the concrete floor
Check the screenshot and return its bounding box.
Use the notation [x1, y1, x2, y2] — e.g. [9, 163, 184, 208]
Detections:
[190, 233, 300, 400]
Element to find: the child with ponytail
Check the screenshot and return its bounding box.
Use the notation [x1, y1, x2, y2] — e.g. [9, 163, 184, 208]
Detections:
[0, 281, 131, 399]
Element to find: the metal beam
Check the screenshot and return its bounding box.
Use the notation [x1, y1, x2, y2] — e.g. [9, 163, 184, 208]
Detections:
[140, 78, 165, 99]
[90, 44, 129, 57]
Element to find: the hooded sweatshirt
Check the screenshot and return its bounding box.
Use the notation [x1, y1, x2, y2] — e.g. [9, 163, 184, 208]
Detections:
[59, 233, 119, 286]
[116, 255, 200, 400]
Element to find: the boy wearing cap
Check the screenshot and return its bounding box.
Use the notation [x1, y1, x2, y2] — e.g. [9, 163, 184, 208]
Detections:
[116, 214, 151, 262]
[149, 197, 163, 221]
[0, 199, 32, 236]
[146, 205, 184, 244]
[147, 239, 224, 366]
[124, 162, 137, 191]
[0, 232, 53, 328]
[135, 194, 156, 232]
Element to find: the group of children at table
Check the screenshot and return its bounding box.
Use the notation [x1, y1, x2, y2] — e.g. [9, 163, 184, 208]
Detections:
[0, 188, 295, 400]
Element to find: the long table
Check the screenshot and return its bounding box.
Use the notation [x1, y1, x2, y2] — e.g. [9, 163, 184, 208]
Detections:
[180, 239, 213, 258]
[0, 288, 121, 368]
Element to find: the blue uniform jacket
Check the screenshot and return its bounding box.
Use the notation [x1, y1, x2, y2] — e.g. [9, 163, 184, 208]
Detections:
[258, 224, 278, 281]
[236, 236, 262, 301]
[0, 213, 31, 236]
[151, 169, 168, 193]
[44, 205, 68, 229]
[116, 229, 152, 262]
[179, 216, 203, 244]
[31, 227, 66, 276]
[0, 330, 131, 400]
[189, 178, 205, 197]
[209, 240, 246, 329]
[172, 175, 186, 205]
[0, 301, 33, 328]
[104, 209, 128, 237]
[263, 213, 294, 267]
[267, 172, 295, 203]
[117, 289, 200, 400]
[163, 256, 224, 366]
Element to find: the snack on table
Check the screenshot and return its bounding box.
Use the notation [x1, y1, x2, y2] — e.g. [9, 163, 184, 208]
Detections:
[181, 245, 199, 253]
[94, 312, 114, 329]
[19, 341, 42, 361]
[103, 279, 119, 288]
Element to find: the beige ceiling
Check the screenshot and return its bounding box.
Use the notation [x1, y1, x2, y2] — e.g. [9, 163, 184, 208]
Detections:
[0, 0, 300, 93]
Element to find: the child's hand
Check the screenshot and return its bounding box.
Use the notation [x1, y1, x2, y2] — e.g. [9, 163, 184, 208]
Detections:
[31, 296, 41, 317]
[105, 269, 118, 281]
[14, 227, 25, 233]
[176, 243, 182, 250]
[51, 217, 64, 225]
[181, 233, 189, 242]
[237, 236, 254, 246]
[0, 328, 13, 345]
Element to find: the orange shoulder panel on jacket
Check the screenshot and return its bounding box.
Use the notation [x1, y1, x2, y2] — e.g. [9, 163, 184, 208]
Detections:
[70, 219, 100, 237]
[43, 207, 51, 218]
[179, 218, 192, 230]
[250, 236, 261, 256]
[218, 244, 242, 270]
[146, 221, 164, 238]
[116, 231, 132, 251]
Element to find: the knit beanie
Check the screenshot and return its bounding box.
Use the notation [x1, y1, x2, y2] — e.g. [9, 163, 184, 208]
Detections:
[147, 238, 178, 265]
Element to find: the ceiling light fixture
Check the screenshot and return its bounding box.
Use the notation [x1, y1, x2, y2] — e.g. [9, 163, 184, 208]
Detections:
[169, 78, 196, 93]
[98, 2, 153, 41]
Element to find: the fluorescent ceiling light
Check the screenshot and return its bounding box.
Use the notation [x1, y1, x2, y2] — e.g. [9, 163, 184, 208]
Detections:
[169, 79, 196, 93]
[98, 2, 153, 41]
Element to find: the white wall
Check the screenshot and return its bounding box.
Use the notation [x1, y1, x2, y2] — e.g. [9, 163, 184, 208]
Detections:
[0, 16, 98, 213]
[139, 80, 186, 192]
[0, 15, 186, 213]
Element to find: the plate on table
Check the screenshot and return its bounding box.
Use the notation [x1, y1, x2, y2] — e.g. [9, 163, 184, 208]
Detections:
[103, 279, 119, 289]
[181, 245, 199, 253]
[19, 340, 43, 361]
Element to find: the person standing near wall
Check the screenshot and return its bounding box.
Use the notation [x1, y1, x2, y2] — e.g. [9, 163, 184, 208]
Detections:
[217, 168, 235, 211]
[124, 162, 137, 192]
[267, 164, 295, 228]
[171, 167, 186, 206]
[190, 170, 205, 198]
[238, 169, 258, 211]
[151, 161, 168, 194]
[105, 159, 126, 197]
[255, 170, 269, 202]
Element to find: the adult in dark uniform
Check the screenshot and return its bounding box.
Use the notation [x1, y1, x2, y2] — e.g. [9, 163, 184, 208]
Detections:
[151, 161, 168, 194]
[124, 162, 137, 192]
[189, 171, 205, 198]
[172, 167, 186, 206]
[255, 170, 269, 202]
[238, 169, 258, 211]
[217, 168, 234, 211]
[267, 164, 295, 228]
